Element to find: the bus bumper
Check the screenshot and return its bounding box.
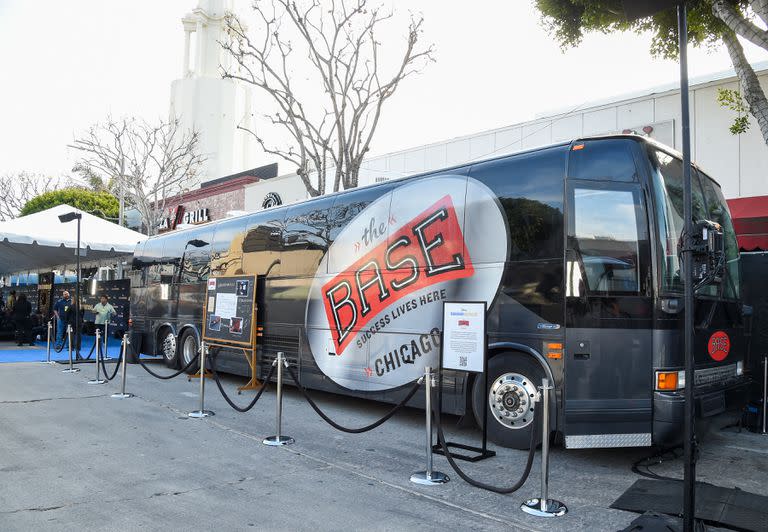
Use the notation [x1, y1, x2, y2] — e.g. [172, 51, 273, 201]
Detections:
[652, 378, 751, 446]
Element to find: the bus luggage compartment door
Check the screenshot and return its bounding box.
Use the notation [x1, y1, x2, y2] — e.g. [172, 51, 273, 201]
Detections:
[564, 180, 653, 448]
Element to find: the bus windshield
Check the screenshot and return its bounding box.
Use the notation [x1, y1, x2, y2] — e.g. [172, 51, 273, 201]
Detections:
[650, 149, 740, 300]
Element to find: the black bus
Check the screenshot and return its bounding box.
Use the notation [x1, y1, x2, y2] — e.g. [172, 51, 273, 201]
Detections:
[129, 135, 750, 449]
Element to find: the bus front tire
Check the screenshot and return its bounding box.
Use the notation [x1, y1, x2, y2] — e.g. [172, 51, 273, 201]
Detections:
[471, 352, 545, 450]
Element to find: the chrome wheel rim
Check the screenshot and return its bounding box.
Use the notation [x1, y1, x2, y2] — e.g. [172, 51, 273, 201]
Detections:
[162, 333, 177, 361]
[488, 372, 537, 429]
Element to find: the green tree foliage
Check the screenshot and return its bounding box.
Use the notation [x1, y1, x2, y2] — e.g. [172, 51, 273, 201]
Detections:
[19, 187, 119, 221]
[717, 87, 751, 133]
[535, 0, 727, 59]
[533, 1, 767, 137]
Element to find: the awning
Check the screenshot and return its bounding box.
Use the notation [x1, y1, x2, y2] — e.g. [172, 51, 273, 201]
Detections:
[727, 196, 768, 252]
[0, 204, 147, 274]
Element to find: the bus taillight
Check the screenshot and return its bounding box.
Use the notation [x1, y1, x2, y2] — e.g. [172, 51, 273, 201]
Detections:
[656, 370, 685, 391]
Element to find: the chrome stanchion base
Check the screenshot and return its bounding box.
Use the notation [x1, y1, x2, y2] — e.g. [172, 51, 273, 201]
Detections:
[62, 368, 81, 373]
[263, 435, 294, 446]
[520, 498, 567, 518]
[188, 410, 214, 418]
[87, 379, 107, 385]
[111, 393, 133, 399]
[410, 471, 449, 486]
[41, 360, 57, 364]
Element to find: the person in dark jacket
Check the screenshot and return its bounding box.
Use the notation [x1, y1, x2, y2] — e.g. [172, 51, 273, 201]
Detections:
[64, 296, 84, 355]
[11, 293, 33, 346]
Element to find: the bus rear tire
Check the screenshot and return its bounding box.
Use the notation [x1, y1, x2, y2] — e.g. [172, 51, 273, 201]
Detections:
[471, 352, 545, 450]
[159, 329, 179, 368]
[179, 329, 199, 374]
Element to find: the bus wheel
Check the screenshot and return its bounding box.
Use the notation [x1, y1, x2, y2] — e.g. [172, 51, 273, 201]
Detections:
[179, 329, 199, 374]
[159, 329, 179, 368]
[472, 353, 545, 450]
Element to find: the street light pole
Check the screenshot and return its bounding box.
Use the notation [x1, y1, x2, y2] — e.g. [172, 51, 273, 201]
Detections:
[678, 4, 696, 531]
[59, 211, 84, 358]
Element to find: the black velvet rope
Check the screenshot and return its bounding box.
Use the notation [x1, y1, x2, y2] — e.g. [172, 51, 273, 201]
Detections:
[434, 391, 539, 494]
[285, 363, 421, 434]
[135, 345, 200, 380]
[209, 354, 275, 413]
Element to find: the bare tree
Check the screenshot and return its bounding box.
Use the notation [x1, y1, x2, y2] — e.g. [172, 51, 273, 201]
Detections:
[222, 0, 434, 196]
[69, 117, 206, 235]
[0, 172, 62, 221]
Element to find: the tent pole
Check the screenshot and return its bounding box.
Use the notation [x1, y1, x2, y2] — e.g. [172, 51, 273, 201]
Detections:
[75, 216, 81, 358]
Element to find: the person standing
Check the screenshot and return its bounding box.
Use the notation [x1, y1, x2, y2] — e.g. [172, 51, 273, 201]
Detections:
[92, 294, 116, 340]
[64, 295, 83, 356]
[53, 291, 71, 349]
[11, 293, 32, 346]
[7, 290, 16, 313]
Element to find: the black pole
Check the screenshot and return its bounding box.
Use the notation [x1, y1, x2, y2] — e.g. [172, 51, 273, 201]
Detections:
[75, 216, 81, 357]
[677, 3, 696, 530]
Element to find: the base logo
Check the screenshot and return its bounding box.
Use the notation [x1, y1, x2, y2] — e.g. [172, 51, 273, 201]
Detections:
[707, 331, 730, 362]
[305, 176, 508, 391]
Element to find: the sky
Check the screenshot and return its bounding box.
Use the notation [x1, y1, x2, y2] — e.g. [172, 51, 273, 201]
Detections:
[1, 0, 767, 178]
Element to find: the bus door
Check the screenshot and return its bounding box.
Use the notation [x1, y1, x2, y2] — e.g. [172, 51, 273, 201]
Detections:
[564, 142, 654, 448]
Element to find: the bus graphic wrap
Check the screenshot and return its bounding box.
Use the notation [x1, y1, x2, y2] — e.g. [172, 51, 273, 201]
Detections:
[305, 176, 508, 391]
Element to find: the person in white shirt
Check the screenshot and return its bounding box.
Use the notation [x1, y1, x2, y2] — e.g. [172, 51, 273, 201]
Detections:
[92, 294, 116, 340]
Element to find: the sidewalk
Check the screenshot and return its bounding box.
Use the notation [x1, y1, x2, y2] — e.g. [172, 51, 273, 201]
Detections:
[0, 361, 765, 531]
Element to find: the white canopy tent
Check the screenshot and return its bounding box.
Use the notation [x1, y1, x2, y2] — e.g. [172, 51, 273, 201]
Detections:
[0, 204, 147, 274]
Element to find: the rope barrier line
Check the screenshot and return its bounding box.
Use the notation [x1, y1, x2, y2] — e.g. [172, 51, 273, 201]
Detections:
[135, 344, 200, 380]
[210, 355, 275, 413]
[434, 397, 539, 494]
[84, 337, 97, 360]
[285, 363, 421, 434]
[98, 341, 122, 381]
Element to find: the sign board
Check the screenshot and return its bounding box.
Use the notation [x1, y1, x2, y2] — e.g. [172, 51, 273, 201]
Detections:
[441, 301, 486, 373]
[203, 274, 256, 347]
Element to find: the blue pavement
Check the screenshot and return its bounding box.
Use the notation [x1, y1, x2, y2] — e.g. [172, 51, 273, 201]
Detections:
[0, 335, 124, 363]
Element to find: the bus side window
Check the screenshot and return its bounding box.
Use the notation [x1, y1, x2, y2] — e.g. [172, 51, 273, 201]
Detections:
[569, 139, 638, 182]
[282, 195, 335, 276]
[469, 147, 565, 263]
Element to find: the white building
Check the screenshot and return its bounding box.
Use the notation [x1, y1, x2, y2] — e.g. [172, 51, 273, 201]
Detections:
[243, 63, 768, 210]
[169, 0, 261, 184]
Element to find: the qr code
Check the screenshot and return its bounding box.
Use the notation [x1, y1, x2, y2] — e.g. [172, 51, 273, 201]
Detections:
[459, 356, 467, 367]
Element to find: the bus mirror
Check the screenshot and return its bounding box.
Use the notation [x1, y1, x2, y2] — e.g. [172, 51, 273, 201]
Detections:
[689, 219, 725, 287]
[131, 258, 143, 270]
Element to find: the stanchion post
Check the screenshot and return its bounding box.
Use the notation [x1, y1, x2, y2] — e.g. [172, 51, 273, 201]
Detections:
[88, 328, 106, 385]
[111, 333, 133, 399]
[521, 378, 566, 518]
[263, 352, 294, 446]
[62, 324, 80, 373]
[762, 356, 767, 436]
[410, 366, 449, 485]
[188, 341, 214, 418]
[103, 322, 112, 360]
[42, 320, 54, 364]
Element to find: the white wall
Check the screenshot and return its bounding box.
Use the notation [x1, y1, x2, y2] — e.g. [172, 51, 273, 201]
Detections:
[352, 68, 768, 200]
[243, 174, 310, 211]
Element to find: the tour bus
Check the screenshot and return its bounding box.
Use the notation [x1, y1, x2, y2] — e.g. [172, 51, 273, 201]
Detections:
[129, 135, 750, 449]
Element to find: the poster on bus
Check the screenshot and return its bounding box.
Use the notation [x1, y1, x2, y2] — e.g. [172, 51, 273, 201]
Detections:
[203, 275, 256, 347]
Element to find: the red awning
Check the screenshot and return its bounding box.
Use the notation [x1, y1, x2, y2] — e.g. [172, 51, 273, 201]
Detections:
[727, 195, 768, 252]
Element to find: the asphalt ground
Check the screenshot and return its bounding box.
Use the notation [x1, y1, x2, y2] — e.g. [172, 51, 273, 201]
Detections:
[0, 351, 766, 531]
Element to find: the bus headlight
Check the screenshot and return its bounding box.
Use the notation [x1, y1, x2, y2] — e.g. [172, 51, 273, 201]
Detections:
[656, 370, 685, 391]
